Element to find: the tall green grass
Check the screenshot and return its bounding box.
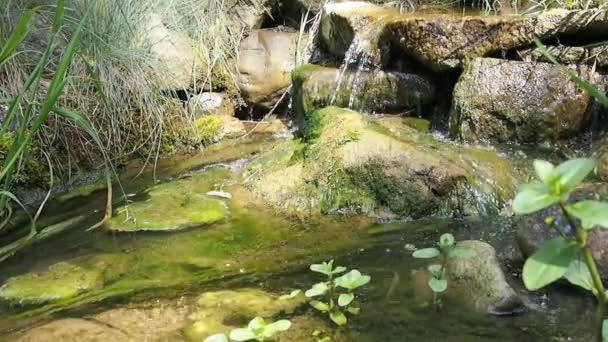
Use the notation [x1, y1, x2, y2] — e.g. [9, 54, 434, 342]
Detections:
[0, 0, 114, 260]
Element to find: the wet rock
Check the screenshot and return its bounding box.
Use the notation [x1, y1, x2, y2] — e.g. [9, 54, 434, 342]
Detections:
[450, 58, 592, 144]
[246, 106, 519, 218]
[292, 64, 435, 115]
[238, 29, 300, 109]
[320, 2, 608, 70]
[0, 262, 104, 305]
[516, 183, 608, 278]
[16, 319, 129, 342]
[218, 115, 247, 138]
[447, 240, 524, 315]
[105, 173, 229, 232]
[182, 288, 306, 341]
[518, 45, 608, 68]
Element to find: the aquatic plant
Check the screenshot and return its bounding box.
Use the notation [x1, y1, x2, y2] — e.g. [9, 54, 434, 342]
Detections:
[283, 260, 370, 326]
[203, 317, 291, 342]
[513, 158, 608, 341]
[412, 233, 476, 307]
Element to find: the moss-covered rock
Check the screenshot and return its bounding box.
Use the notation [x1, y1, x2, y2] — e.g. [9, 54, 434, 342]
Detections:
[0, 263, 104, 305]
[182, 289, 306, 341]
[246, 106, 520, 218]
[292, 64, 435, 116]
[105, 171, 229, 232]
[450, 58, 593, 144]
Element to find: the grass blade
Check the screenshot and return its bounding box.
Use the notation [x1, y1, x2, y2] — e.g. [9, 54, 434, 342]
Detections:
[0, 7, 39, 66]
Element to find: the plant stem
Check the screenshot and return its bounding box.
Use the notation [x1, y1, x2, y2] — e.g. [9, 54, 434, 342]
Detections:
[560, 201, 606, 341]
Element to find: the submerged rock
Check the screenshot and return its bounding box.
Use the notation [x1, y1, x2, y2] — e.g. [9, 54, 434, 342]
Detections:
[16, 318, 129, 342]
[246, 106, 519, 218]
[238, 29, 300, 109]
[447, 240, 524, 315]
[106, 173, 229, 232]
[450, 58, 592, 144]
[0, 262, 104, 305]
[183, 289, 306, 341]
[292, 64, 435, 115]
[320, 2, 607, 70]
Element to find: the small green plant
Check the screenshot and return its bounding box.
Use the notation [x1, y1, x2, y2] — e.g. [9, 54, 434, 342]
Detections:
[204, 317, 291, 342]
[412, 233, 476, 307]
[286, 260, 370, 326]
[513, 158, 608, 341]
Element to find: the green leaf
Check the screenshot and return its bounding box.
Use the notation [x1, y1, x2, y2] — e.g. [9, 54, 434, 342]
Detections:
[329, 310, 347, 326]
[204, 334, 229, 342]
[263, 320, 291, 337]
[522, 237, 578, 290]
[565, 200, 608, 229]
[310, 260, 346, 276]
[603, 319, 608, 341]
[305, 282, 329, 297]
[338, 293, 354, 306]
[412, 248, 440, 259]
[555, 158, 595, 195]
[512, 183, 558, 215]
[428, 278, 448, 293]
[229, 328, 256, 341]
[334, 270, 371, 290]
[427, 264, 443, 277]
[279, 289, 302, 300]
[533, 160, 557, 187]
[449, 247, 477, 259]
[565, 260, 594, 292]
[247, 317, 266, 332]
[346, 306, 360, 315]
[439, 233, 455, 247]
[310, 300, 330, 312]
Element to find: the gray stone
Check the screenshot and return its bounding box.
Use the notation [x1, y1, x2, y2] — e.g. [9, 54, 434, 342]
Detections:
[450, 58, 592, 144]
[447, 240, 524, 315]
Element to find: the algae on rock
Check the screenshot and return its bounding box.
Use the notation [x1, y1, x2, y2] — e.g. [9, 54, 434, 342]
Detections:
[246, 106, 520, 218]
[0, 263, 104, 305]
[106, 170, 230, 232]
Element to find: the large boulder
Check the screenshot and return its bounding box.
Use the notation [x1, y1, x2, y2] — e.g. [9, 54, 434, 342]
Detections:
[238, 29, 300, 109]
[449, 58, 593, 144]
[518, 45, 608, 68]
[320, 2, 608, 70]
[245, 106, 520, 218]
[292, 64, 435, 115]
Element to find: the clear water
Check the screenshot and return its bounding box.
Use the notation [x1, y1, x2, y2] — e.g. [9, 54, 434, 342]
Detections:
[0, 137, 596, 341]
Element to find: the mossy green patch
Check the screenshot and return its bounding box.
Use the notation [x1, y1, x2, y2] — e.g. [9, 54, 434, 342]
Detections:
[106, 170, 230, 232]
[0, 263, 104, 305]
[193, 116, 224, 145]
[402, 117, 431, 133]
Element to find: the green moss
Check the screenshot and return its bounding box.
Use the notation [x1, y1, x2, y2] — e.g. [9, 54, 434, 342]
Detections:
[320, 169, 375, 215]
[105, 171, 230, 232]
[402, 117, 431, 133]
[292, 64, 325, 84]
[0, 262, 104, 305]
[193, 116, 224, 145]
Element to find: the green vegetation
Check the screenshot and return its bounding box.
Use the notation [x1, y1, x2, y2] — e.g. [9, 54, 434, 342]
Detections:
[412, 233, 476, 307]
[281, 260, 371, 326]
[513, 158, 608, 341]
[204, 317, 291, 342]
